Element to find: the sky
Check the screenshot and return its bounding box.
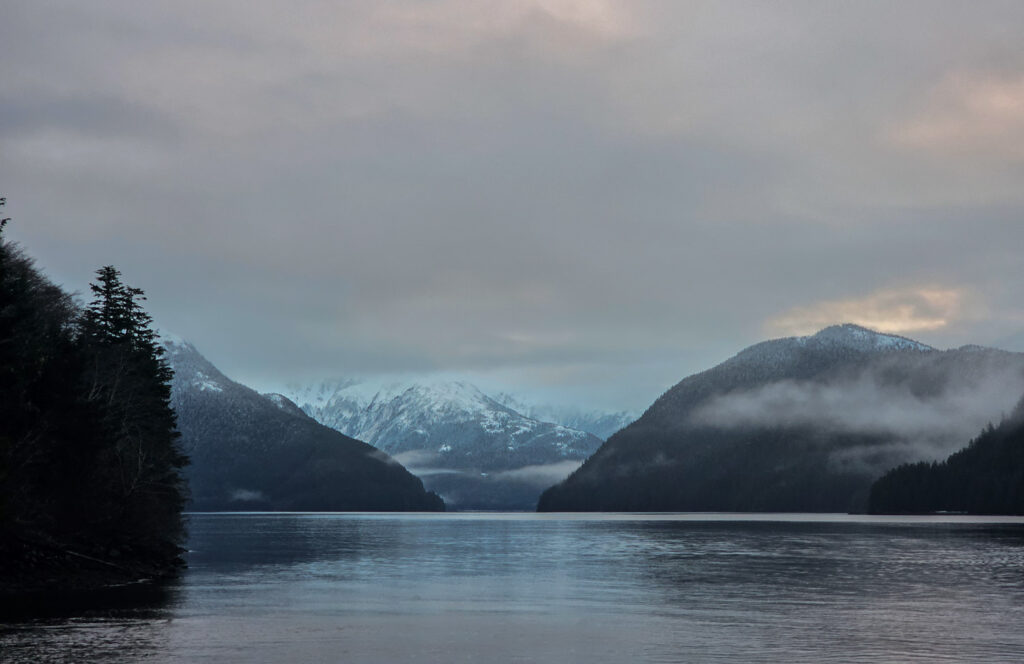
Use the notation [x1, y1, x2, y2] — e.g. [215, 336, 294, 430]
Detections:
[3, 1, 1024, 411]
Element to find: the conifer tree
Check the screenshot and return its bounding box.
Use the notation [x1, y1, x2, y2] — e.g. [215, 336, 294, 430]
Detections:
[80, 266, 187, 547]
[0, 200, 88, 531]
[1, 199, 187, 583]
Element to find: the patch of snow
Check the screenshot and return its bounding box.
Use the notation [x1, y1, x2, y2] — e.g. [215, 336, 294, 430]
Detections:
[808, 324, 934, 352]
[281, 377, 604, 472]
[156, 329, 189, 349]
[193, 371, 223, 392]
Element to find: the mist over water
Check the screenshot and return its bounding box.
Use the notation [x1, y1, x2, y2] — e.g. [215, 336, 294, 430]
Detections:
[3, 513, 1024, 663]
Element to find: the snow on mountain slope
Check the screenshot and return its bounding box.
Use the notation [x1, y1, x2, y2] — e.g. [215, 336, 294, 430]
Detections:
[286, 379, 602, 471]
[730, 324, 934, 371]
[804, 324, 933, 352]
[262, 392, 309, 419]
[285, 379, 605, 509]
[158, 335, 444, 511]
[491, 393, 636, 441]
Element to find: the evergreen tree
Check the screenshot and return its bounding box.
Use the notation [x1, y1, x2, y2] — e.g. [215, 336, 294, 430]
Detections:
[869, 410, 1024, 514]
[0, 200, 91, 530]
[1, 198, 188, 585]
[80, 266, 188, 547]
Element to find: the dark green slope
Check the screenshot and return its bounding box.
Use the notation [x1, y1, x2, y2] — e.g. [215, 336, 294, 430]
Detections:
[164, 339, 444, 512]
[869, 399, 1024, 515]
[539, 325, 1024, 513]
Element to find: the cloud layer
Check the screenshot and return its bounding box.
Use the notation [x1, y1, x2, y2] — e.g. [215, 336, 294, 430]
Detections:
[690, 360, 1024, 472]
[766, 286, 970, 337]
[3, 2, 1024, 409]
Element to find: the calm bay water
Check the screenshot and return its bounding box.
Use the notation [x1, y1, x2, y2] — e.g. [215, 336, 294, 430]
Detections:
[3, 512, 1024, 663]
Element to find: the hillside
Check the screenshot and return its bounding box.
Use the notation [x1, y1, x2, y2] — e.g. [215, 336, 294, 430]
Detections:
[869, 398, 1024, 514]
[163, 339, 444, 512]
[538, 324, 1024, 513]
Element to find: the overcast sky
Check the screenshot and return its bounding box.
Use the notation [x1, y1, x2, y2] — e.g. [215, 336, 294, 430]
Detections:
[3, 1, 1024, 411]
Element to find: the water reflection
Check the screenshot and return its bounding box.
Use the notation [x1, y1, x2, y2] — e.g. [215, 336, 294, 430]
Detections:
[0, 582, 179, 663]
[617, 521, 1024, 662]
[3, 514, 1024, 663]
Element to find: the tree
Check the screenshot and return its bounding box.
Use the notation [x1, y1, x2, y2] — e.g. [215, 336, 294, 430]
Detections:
[1, 200, 188, 588]
[80, 266, 187, 546]
[0, 199, 91, 531]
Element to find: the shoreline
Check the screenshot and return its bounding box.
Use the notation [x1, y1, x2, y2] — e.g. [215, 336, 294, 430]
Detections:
[0, 529, 183, 618]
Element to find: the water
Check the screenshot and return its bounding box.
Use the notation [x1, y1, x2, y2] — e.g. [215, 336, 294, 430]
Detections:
[4, 513, 1024, 663]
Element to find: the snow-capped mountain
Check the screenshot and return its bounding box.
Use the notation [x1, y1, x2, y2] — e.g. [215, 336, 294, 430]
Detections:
[160, 336, 443, 512]
[285, 379, 604, 509]
[490, 393, 636, 441]
[808, 324, 933, 352]
[718, 323, 934, 376]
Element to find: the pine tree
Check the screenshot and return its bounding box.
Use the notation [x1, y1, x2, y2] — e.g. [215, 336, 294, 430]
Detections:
[0, 200, 91, 532]
[1, 200, 188, 588]
[80, 266, 188, 548]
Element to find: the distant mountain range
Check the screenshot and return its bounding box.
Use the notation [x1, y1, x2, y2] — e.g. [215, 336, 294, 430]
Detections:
[162, 337, 444, 512]
[489, 393, 635, 441]
[539, 324, 1024, 513]
[284, 379, 607, 510]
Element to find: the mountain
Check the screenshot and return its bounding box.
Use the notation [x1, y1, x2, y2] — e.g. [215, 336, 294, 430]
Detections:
[869, 396, 1024, 514]
[538, 324, 1024, 513]
[285, 379, 603, 510]
[490, 393, 636, 440]
[162, 338, 444, 512]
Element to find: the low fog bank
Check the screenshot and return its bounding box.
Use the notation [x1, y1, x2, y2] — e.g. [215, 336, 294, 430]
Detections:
[391, 451, 584, 510]
[689, 361, 1024, 472]
[396, 451, 581, 487]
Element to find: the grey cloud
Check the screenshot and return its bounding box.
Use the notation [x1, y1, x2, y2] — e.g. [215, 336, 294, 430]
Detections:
[3, 2, 1024, 411]
[390, 450, 581, 486]
[230, 489, 267, 503]
[0, 96, 178, 142]
[491, 460, 583, 487]
[689, 363, 1024, 468]
[365, 448, 403, 466]
[389, 450, 464, 475]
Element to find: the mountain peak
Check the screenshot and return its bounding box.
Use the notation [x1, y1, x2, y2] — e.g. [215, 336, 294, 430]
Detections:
[262, 392, 308, 419]
[283, 377, 605, 509]
[805, 324, 933, 352]
[161, 339, 444, 511]
[157, 329, 193, 351]
[729, 324, 933, 371]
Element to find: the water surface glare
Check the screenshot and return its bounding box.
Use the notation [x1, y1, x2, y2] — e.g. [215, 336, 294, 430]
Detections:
[4, 512, 1024, 662]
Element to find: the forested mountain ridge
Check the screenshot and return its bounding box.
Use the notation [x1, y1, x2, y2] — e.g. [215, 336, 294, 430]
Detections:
[0, 204, 188, 596]
[164, 339, 444, 512]
[538, 324, 1024, 513]
[869, 397, 1024, 514]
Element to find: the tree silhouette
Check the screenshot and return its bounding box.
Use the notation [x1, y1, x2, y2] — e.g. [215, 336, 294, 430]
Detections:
[1, 201, 188, 582]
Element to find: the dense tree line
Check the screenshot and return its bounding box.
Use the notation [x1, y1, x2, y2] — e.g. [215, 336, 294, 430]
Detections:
[536, 423, 878, 513]
[869, 403, 1024, 514]
[0, 200, 186, 579]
